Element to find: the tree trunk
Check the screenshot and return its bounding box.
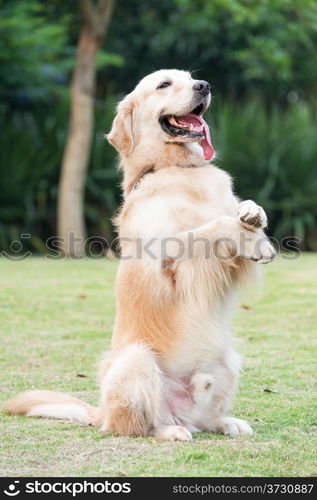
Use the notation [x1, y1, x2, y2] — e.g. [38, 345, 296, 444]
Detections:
[57, 0, 114, 257]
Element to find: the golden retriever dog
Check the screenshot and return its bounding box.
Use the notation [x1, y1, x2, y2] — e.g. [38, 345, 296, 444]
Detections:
[4, 70, 276, 441]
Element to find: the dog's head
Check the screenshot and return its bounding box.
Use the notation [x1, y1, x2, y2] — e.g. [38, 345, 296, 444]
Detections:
[107, 69, 214, 161]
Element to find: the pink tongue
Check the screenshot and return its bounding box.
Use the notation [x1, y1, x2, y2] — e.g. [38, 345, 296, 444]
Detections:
[176, 113, 214, 161]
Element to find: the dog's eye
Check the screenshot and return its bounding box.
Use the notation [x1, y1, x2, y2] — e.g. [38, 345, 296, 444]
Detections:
[157, 81, 171, 89]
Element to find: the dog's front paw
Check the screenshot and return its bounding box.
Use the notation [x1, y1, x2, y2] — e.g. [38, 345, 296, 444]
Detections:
[238, 200, 268, 230]
[210, 417, 253, 437]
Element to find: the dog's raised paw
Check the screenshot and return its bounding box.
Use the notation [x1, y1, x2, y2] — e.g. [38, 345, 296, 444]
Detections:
[238, 200, 268, 230]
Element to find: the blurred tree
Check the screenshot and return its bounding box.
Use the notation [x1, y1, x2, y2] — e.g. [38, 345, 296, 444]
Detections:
[57, 0, 114, 257]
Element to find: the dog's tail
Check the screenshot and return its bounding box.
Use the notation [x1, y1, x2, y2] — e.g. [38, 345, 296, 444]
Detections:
[3, 390, 101, 426]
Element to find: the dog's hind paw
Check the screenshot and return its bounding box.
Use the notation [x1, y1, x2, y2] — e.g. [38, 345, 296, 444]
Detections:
[210, 417, 253, 437]
[154, 425, 192, 441]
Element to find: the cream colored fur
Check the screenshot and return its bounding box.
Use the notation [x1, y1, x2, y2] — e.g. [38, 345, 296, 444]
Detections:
[3, 70, 276, 441]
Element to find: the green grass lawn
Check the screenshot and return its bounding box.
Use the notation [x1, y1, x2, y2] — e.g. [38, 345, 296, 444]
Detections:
[0, 254, 316, 477]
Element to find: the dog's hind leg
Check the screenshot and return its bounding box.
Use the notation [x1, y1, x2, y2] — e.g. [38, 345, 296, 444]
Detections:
[98, 343, 167, 437]
[202, 349, 253, 437]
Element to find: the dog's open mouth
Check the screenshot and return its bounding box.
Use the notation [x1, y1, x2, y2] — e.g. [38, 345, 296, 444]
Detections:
[159, 104, 204, 138]
[159, 103, 214, 160]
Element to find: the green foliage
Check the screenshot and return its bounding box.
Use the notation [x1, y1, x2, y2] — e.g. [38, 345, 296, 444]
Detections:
[0, 0, 73, 93]
[105, 0, 317, 99]
[2, 0, 317, 98]
[212, 99, 317, 245]
[0, 0, 123, 95]
[0, 102, 63, 251]
[0, 98, 119, 252]
[1, 1, 317, 252]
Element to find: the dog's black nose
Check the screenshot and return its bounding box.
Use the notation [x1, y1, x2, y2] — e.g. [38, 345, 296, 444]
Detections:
[193, 80, 211, 96]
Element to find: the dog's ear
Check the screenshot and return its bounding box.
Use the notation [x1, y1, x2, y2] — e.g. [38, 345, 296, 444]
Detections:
[106, 96, 134, 156]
